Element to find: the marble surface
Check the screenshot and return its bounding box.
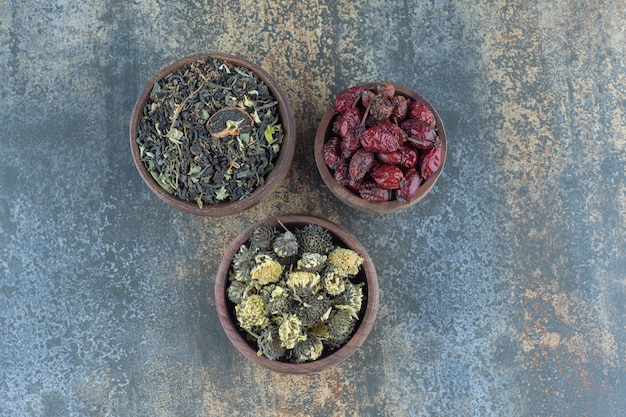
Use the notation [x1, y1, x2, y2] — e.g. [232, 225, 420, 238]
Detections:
[1, 1, 624, 416]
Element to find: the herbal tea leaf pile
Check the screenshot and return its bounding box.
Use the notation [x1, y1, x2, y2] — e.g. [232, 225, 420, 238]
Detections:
[135, 57, 284, 207]
[227, 222, 366, 363]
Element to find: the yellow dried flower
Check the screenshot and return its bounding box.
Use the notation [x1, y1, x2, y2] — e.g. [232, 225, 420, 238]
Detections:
[235, 294, 269, 331]
[286, 270, 321, 295]
[323, 266, 348, 295]
[326, 248, 363, 276]
[278, 314, 307, 349]
[250, 254, 284, 285]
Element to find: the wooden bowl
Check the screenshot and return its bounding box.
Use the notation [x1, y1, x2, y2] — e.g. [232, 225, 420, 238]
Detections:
[314, 82, 446, 215]
[215, 215, 379, 374]
[129, 53, 296, 216]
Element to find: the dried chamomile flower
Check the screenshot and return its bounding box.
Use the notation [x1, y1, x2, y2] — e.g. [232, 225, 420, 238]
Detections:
[297, 252, 327, 273]
[286, 271, 321, 296]
[296, 224, 333, 255]
[278, 314, 307, 349]
[227, 279, 248, 304]
[293, 333, 324, 363]
[232, 244, 256, 282]
[273, 230, 298, 258]
[327, 248, 363, 276]
[250, 254, 284, 285]
[257, 326, 285, 360]
[322, 266, 348, 296]
[326, 309, 356, 345]
[235, 295, 269, 331]
[249, 222, 276, 251]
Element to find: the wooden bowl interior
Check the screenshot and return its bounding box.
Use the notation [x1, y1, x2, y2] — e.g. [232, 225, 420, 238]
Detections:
[314, 82, 446, 215]
[215, 215, 379, 374]
[130, 53, 295, 216]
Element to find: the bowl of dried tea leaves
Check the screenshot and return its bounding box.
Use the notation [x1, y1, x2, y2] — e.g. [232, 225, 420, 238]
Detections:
[130, 53, 296, 216]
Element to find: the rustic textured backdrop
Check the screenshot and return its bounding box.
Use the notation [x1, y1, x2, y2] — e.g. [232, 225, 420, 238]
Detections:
[1, 0, 624, 416]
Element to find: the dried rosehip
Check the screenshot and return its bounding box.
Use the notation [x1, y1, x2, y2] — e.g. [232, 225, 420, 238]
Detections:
[396, 169, 421, 203]
[379, 120, 408, 143]
[333, 86, 364, 114]
[398, 144, 418, 169]
[370, 163, 404, 189]
[419, 140, 442, 179]
[391, 95, 408, 121]
[340, 128, 361, 157]
[360, 125, 399, 153]
[333, 157, 350, 185]
[338, 107, 361, 138]
[369, 95, 393, 120]
[401, 118, 437, 149]
[347, 177, 364, 191]
[407, 100, 436, 126]
[376, 150, 402, 165]
[358, 181, 391, 202]
[375, 81, 395, 99]
[323, 137, 342, 170]
[349, 149, 375, 181]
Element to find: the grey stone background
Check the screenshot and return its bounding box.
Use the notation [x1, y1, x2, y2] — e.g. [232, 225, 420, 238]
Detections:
[1, 1, 624, 416]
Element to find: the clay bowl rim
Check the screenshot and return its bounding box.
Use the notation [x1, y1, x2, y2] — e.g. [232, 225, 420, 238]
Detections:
[314, 82, 446, 215]
[214, 214, 379, 374]
[129, 53, 296, 217]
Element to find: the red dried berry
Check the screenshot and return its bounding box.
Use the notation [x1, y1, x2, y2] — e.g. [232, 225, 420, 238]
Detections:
[419, 140, 442, 179]
[379, 120, 408, 143]
[407, 100, 436, 126]
[398, 144, 418, 169]
[347, 177, 364, 191]
[369, 95, 393, 120]
[360, 125, 400, 153]
[396, 169, 422, 203]
[391, 95, 408, 121]
[349, 149, 375, 181]
[340, 128, 361, 157]
[375, 81, 395, 99]
[333, 157, 350, 185]
[370, 163, 404, 189]
[323, 137, 342, 170]
[376, 150, 402, 165]
[358, 181, 391, 202]
[338, 107, 361, 138]
[333, 86, 364, 114]
[401, 118, 437, 149]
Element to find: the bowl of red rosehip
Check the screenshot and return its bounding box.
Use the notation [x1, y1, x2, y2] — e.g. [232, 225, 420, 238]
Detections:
[315, 82, 446, 215]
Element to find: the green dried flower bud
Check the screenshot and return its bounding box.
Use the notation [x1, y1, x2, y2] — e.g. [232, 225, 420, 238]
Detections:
[262, 284, 290, 315]
[334, 281, 364, 317]
[295, 293, 331, 325]
[273, 230, 298, 258]
[326, 309, 356, 345]
[257, 326, 285, 360]
[296, 224, 334, 255]
[297, 252, 327, 273]
[293, 333, 324, 363]
[249, 222, 276, 251]
[227, 279, 248, 304]
[327, 248, 363, 276]
[235, 294, 269, 331]
[231, 244, 256, 282]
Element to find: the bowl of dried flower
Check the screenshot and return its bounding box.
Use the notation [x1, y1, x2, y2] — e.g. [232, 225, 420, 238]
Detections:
[130, 53, 296, 216]
[215, 215, 379, 374]
[315, 81, 446, 215]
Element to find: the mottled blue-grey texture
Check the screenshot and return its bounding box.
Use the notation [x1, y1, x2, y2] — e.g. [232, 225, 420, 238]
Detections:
[1, 0, 624, 416]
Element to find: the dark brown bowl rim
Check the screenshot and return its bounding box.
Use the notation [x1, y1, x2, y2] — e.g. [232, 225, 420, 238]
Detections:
[214, 215, 379, 374]
[129, 53, 296, 216]
[314, 82, 446, 215]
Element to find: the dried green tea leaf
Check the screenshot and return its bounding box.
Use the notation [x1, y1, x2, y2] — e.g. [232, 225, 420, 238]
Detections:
[264, 125, 276, 143]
